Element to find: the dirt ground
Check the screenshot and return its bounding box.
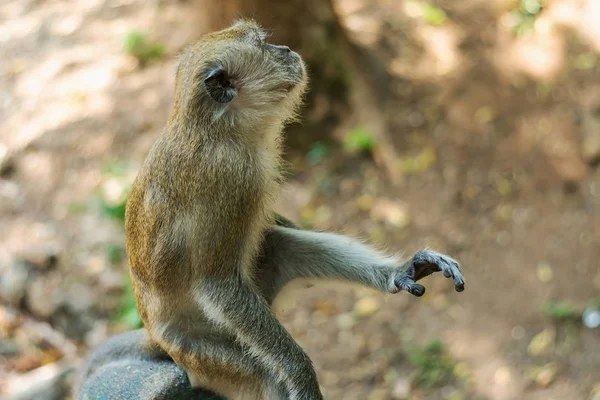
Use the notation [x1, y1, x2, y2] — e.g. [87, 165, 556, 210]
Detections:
[1, 0, 599, 399]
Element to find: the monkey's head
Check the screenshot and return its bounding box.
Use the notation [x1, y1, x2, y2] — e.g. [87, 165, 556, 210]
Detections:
[174, 19, 308, 126]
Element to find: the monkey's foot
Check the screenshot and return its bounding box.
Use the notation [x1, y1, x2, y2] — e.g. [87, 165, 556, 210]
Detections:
[393, 249, 465, 297]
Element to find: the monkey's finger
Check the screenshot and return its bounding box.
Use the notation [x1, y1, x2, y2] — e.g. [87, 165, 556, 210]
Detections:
[408, 283, 426, 297]
[442, 261, 465, 292]
[443, 267, 464, 292]
[394, 276, 426, 297]
[443, 265, 465, 292]
[452, 274, 465, 292]
[430, 254, 465, 292]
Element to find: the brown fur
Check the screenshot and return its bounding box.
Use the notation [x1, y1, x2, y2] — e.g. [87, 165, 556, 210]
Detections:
[124, 19, 315, 400]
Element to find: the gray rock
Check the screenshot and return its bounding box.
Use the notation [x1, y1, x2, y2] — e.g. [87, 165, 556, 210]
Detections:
[75, 329, 225, 400]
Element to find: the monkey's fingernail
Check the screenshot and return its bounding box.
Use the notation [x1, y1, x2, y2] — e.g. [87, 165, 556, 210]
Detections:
[443, 270, 452, 278]
[455, 284, 465, 292]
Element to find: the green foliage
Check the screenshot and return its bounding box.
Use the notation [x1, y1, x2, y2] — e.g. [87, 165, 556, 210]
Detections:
[406, 339, 456, 388]
[115, 279, 143, 329]
[520, 0, 542, 15]
[67, 201, 87, 215]
[406, 1, 447, 25]
[343, 127, 375, 154]
[106, 244, 125, 266]
[421, 3, 447, 26]
[511, 0, 543, 37]
[306, 142, 331, 165]
[123, 31, 165, 65]
[102, 160, 130, 177]
[544, 300, 580, 322]
[98, 160, 133, 222]
[102, 200, 127, 221]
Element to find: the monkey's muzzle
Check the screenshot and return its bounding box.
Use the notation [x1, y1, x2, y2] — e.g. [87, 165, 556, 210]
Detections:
[267, 44, 305, 91]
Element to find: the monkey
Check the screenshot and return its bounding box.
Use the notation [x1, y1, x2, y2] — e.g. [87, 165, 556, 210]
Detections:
[74, 217, 464, 400]
[116, 19, 465, 400]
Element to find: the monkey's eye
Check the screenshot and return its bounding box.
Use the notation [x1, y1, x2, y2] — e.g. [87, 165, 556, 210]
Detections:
[204, 68, 237, 104]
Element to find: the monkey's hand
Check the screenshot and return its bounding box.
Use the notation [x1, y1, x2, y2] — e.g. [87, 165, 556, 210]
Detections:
[392, 250, 465, 297]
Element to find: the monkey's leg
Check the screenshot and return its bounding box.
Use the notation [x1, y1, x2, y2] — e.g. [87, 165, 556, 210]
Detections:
[155, 322, 287, 400]
[191, 276, 323, 400]
[260, 226, 465, 297]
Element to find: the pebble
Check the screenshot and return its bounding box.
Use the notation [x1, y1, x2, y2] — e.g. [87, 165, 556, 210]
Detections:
[391, 378, 411, 399]
[582, 308, 600, 329]
[16, 244, 60, 271]
[0, 261, 32, 306]
[0, 180, 22, 213]
[26, 274, 62, 319]
[0, 304, 20, 331]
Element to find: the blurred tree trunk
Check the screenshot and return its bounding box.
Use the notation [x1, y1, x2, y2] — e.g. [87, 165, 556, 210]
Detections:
[203, 0, 402, 182]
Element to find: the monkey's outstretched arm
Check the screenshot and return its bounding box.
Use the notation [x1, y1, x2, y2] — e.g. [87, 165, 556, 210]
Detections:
[195, 275, 323, 400]
[261, 225, 465, 298]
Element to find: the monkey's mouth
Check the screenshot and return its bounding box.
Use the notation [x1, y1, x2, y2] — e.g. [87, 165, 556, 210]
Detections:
[279, 79, 302, 93]
[280, 82, 297, 92]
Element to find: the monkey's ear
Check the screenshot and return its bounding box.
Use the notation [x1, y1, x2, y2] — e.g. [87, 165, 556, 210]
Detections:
[204, 68, 237, 103]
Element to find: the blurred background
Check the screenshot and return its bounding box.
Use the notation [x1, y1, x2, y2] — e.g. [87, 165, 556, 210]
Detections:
[1, 0, 600, 399]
